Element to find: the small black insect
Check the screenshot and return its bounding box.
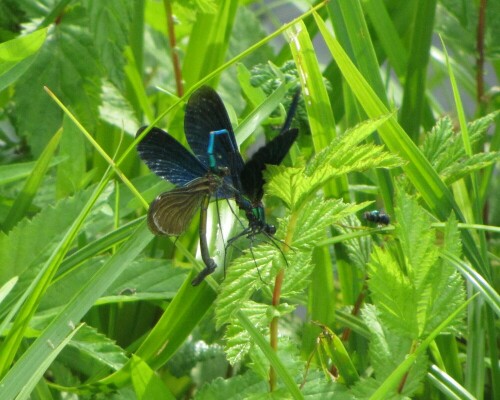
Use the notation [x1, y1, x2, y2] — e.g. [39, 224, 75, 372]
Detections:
[364, 210, 390, 225]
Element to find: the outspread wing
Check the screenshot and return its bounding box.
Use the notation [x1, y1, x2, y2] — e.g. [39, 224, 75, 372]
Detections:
[137, 126, 208, 187]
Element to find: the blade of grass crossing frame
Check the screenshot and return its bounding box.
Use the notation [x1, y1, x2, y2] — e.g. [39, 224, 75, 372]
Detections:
[329, 0, 388, 103]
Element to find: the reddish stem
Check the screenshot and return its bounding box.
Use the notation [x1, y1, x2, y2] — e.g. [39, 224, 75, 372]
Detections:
[164, 0, 183, 97]
[476, 0, 487, 104]
[341, 281, 367, 342]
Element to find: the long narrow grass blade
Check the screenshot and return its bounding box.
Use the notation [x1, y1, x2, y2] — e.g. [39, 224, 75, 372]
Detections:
[0, 223, 152, 399]
[3, 129, 62, 230]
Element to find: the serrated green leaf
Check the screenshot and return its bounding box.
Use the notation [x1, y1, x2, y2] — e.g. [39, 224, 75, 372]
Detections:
[361, 305, 429, 398]
[368, 245, 418, 337]
[421, 114, 500, 186]
[63, 324, 129, 372]
[216, 246, 277, 327]
[265, 116, 403, 210]
[86, 0, 133, 89]
[368, 191, 466, 339]
[0, 187, 90, 285]
[194, 370, 266, 400]
[13, 7, 101, 156]
[224, 302, 272, 364]
[333, 215, 373, 271]
[99, 80, 140, 135]
[442, 152, 500, 185]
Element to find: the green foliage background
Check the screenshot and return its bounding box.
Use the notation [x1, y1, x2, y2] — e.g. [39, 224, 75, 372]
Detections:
[0, 0, 499, 399]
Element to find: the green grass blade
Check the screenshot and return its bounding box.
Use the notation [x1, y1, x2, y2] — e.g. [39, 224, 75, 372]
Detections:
[0, 277, 17, 306]
[15, 324, 83, 400]
[0, 158, 64, 186]
[0, 223, 152, 399]
[399, 0, 437, 139]
[427, 365, 476, 400]
[3, 129, 62, 230]
[441, 251, 500, 317]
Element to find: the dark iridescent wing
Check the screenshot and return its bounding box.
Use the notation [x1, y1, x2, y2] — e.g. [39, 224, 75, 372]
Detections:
[136, 126, 208, 187]
[240, 128, 299, 202]
[147, 177, 216, 235]
[184, 86, 245, 174]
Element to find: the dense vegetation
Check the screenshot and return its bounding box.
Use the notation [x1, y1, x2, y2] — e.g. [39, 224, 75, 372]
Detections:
[0, 1, 498, 399]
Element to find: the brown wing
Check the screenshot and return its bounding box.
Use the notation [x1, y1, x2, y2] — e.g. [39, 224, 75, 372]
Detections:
[147, 177, 215, 236]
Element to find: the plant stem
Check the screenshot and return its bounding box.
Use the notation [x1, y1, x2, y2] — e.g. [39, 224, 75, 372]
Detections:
[164, 0, 183, 97]
[476, 0, 487, 105]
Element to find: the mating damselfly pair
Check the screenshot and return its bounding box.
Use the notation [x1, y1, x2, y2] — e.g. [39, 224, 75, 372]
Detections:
[136, 86, 300, 286]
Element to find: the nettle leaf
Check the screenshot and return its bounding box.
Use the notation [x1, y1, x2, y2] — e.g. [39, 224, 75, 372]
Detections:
[216, 244, 278, 327]
[367, 191, 466, 339]
[0, 184, 110, 316]
[421, 117, 461, 171]
[266, 117, 403, 210]
[421, 113, 500, 184]
[248, 336, 302, 383]
[265, 165, 307, 209]
[85, 0, 133, 89]
[13, 5, 101, 157]
[99, 80, 140, 135]
[194, 370, 267, 400]
[280, 250, 314, 298]
[334, 215, 373, 271]
[291, 198, 369, 249]
[310, 116, 400, 168]
[360, 305, 429, 399]
[367, 245, 418, 337]
[395, 191, 439, 282]
[419, 215, 466, 335]
[223, 302, 272, 364]
[61, 324, 129, 374]
[223, 301, 295, 365]
[442, 151, 500, 185]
